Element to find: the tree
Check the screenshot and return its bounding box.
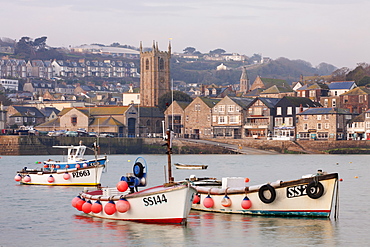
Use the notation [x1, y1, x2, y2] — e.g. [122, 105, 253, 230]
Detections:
[357, 76, 370, 86]
[183, 47, 196, 54]
[157, 91, 192, 112]
[209, 48, 226, 55]
[331, 67, 349, 81]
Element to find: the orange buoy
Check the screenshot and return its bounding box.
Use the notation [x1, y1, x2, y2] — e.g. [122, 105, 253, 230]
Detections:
[104, 200, 117, 215]
[340, 178, 343, 182]
[65, 165, 69, 169]
[116, 198, 130, 213]
[71, 196, 81, 208]
[83, 163, 88, 168]
[203, 195, 214, 208]
[193, 194, 200, 204]
[82, 200, 92, 214]
[241, 196, 252, 209]
[91, 201, 103, 213]
[63, 173, 70, 180]
[245, 178, 250, 183]
[221, 195, 232, 207]
[116, 181, 129, 192]
[56, 165, 60, 169]
[76, 164, 81, 168]
[14, 174, 22, 182]
[44, 164, 49, 168]
[23, 175, 31, 183]
[76, 198, 86, 211]
[47, 175, 54, 183]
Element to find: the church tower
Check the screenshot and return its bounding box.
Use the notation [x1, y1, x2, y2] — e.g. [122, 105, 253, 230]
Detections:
[239, 67, 249, 94]
[140, 41, 171, 107]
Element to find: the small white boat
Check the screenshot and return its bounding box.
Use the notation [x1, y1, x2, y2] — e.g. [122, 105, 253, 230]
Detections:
[174, 163, 208, 170]
[14, 142, 107, 186]
[191, 171, 339, 218]
[72, 130, 197, 224]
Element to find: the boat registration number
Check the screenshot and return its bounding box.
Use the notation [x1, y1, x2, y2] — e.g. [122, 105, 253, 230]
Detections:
[286, 184, 307, 198]
[72, 170, 91, 178]
[143, 194, 168, 207]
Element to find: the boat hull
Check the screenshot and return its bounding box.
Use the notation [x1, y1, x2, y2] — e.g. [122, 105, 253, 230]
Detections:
[17, 164, 106, 186]
[79, 184, 196, 224]
[192, 173, 338, 218]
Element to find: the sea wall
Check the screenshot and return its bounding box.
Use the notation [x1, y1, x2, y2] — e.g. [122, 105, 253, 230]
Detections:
[0, 136, 233, 155]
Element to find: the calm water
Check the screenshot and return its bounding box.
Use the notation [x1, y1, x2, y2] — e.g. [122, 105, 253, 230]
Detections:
[1, 154, 370, 246]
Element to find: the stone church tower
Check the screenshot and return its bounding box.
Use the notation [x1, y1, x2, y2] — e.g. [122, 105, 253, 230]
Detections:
[239, 66, 249, 94]
[140, 41, 171, 107]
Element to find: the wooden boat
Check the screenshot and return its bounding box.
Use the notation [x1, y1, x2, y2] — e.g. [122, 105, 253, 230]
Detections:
[174, 163, 208, 170]
[191, 171, 339, 218]
[14, 142, 107, 186]
[72, 130, 196, 224]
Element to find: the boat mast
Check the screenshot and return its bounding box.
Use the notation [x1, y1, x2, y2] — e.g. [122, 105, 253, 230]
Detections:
[166, 129, 174, 183]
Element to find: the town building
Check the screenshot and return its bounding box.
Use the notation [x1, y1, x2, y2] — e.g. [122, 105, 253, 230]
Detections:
[0, 79, 18, 91]
[164, 100, 191, 137]
[339, 86, 370, 114]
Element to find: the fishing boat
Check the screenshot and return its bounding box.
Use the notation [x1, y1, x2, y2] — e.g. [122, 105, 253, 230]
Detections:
[72, 130, 196, 224]
[174, 163, 208, 170]
[14, 142, 107, 186]
[190, 170, 339, 218]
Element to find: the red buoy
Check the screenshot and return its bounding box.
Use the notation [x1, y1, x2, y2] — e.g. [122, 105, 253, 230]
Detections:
[14, 174, 22, 182]
[241, 196, 252, 209]
[65, 165, 69, 168]
[203, 195, 214, 208]
[56, 165, 60, 169]
[82, 200, 92, 214]
[47, 175, 54, 183]
[76, 164, 80, 168]
[76, 198, 86, 211]
[63, 173, 70, 180]
[221, 195, 232, 207]
[116, 198, 130, 213]
[193, 194, 200, 204]
[91, 201, 103, 213]
[116, 181, 129, 192]
[104, 200, 117, 215]
[71, 196, 81, 208]
[245, 178, 250, 183]
[83, 163, 88, 168]
[23, 175, 31, 183]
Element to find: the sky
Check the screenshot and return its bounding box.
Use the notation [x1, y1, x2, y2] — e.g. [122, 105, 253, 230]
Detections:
[1, 0, 369, 69]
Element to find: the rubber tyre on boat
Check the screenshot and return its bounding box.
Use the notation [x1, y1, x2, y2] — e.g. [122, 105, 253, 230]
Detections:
[258, 184, 276, 204]
[306, 181, 324, 199]
[133, 162, 144, 178]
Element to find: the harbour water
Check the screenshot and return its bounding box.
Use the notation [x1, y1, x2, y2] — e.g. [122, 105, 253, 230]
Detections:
[1, 154, 370, 246]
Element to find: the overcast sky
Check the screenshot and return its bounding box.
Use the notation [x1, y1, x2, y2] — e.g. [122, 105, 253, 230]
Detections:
[1, 0, 369, 69]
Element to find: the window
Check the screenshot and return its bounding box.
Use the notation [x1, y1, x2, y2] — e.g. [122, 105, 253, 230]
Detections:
[317, 123, 322, 130]
[207, 115, 211, 121]
[275, 117, 283, 126]
[15, 117, 21, 123]
[332, 99, 336, 107]
[219, 105, 225, 112]
[212, 116, 217, 122]
[219, 116, 226, 123]
[186, 115, 189, 121]
[195, 104, 200, 111]
[325, 123, 330, 129]
[303, 123, 308, 130]
[229, 115, 238, 123]
[228, 105, 234, 112]
[158, 58, 164, 70]
[145, 59, 149, 70]
[276, 107, 282, 115]
[317, 115, 322, 120]
[285, 117, 293, 126]
[287, 107, 292, 115]
[304, 115, 308, 120]
[71, 117, 77, 126]
[324, 99, 328, 107]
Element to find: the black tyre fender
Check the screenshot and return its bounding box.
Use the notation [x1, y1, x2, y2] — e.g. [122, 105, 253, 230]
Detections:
[306, 181, 324, 199]
[133, 162, 144, 178]
[258, 184, 276, 204]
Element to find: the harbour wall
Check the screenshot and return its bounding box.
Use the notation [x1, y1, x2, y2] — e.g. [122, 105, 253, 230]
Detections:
[2, 135, 370, 155]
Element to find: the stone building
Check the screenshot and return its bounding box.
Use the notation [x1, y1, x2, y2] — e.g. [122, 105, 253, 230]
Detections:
[164, 100, 191, 137]
[139, 41, 171, 107]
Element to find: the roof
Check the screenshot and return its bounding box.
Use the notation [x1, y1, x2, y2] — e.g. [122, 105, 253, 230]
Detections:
[341, 86, 370, 95]
[40, 107, 60, 117]
[258, 97, 280, 108]
[298, 108, 351, 115]
[328, 81, 356, 90]
[90, 117, 124, 127]
[281, 96, 321, 107]
[347, 112, 365, 124]
[261, 85, 293, 94]
[199, 97, 221, 108]
[36, 118, 60, 128]
[230, 97, 255, 109]
[244, 88, 263, 97]
[176, 101, 191, 110]
[11, 106, 44, 118]
[59, 106, 130, 117]
[259, 77, 288, 88]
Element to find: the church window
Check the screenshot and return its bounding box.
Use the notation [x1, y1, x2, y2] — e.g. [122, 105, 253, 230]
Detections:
[145, 59, 149, 70]
[159, 58, 164, 70]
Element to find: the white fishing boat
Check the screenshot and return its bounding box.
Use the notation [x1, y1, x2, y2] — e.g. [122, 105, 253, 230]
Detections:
[14, 142, 107, 186]
[174, 163, 208, 170]
[72, 130, 196, 224]
[190, 171, 339, 218]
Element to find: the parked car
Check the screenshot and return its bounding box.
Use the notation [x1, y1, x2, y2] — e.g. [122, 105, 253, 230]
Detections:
[88, 132, 98, 137]
[99, 133, 114, 138]
[65, 131, 78, 137]
[48, 130, 66, 137]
